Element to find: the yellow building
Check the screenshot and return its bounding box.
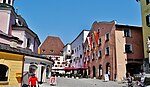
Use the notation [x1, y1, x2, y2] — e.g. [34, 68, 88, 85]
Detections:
[0, 50, 24, 87]
[139, 0, 150, 72]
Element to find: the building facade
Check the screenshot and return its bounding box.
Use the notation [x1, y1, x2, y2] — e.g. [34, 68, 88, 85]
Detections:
[40, 36, 66, 74]
[138, 0, 150, 73]
[68, 30, 89, 74]
[83, 21, 144, 81]
[0, 0, 53, 86]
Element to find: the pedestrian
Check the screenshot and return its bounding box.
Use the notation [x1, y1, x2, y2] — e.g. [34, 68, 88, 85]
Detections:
[126, 72, 133, 87]
[28, 73, 39, 87]
[138, 70, 145, 87]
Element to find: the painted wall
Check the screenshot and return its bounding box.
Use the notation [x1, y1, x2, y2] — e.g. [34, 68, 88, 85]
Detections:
[140, 0, 150, 58]
[115, 29, 127, 81]
[0, 52, 23, 87]
[0, 10, 11, 34]
[71, 30, 89, 68]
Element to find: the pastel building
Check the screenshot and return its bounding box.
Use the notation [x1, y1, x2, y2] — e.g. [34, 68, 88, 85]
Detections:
[84, 21, 144, 81]
[65, 30, 89, 74]
[0, 0, 53, 86]
[137, 0, 150, 73]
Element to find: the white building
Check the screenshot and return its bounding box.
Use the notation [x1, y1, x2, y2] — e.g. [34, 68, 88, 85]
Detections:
[68, 30, 89, 74]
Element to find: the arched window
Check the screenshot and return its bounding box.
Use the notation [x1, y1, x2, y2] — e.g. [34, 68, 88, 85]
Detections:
[29, 64, 37, 74]
[8, 0, 11, 4]
[0, 64, 9, 81]
[3, 0, 6, 3]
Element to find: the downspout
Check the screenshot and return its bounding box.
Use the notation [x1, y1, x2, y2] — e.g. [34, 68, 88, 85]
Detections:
[21, 54, 25, 86]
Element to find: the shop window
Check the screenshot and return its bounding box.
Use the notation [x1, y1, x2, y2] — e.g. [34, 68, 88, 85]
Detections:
[146, 14, 150, 27]
[124, 29, 131, 37]
[125, 44, 132, 53]
[0, 64, 8, 81]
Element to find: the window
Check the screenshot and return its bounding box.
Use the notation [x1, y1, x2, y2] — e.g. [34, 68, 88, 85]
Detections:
[55, 65, 57, 67]
[125, 44, 132, 53]
[124, 29, 131, 37]
[3, 0, 6, 3]
[80, 55, 82, 58]
[93, 42, 95, 48]
[105, 47, 109, 56]
[92, 53, 95, 60]
[146, 14, 150, 27]
[77, 47, 78, 51]
[56, 57, 58, 60]
[79, 45, 81, 50]
[98, 28, 100, 32]
[71, 50, 74, 54]
[27, 38, 31, 48]
[42, 49, 45, 52]
[57, 62, 60, 64]
[146, 0, 150, 5]
[50, 50, 54, 53]
[105, 33, 110, 41]
[8, 0, 11, 4]
[87, 56, 90, 61]
[0, 64, 8, 81]
[68, 50, 70, 52]
[87, 45, 90, 52]
[98, 38, 101, 46]
[98, 50, 102, 58]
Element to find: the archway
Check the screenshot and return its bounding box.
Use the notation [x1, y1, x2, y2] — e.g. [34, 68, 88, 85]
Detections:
[92, 66, 96, 77]
[0, 64, 9, 81]
[29, 64, 38, 74]
[88, 66, 90, 77]
[98, 65, 102, 78]
[106, 63, 111, 78]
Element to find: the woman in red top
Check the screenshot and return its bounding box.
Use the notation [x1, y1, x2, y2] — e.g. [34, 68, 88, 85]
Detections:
[28, 74, 39, 87]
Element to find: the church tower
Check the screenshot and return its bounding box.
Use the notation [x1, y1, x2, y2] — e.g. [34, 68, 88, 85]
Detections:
[0, 0, 16, 35]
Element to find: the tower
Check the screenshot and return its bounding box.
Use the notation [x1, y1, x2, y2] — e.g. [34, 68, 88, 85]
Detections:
[0, 0, 16, 35]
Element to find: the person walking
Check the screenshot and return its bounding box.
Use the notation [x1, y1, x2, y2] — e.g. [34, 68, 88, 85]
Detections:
[28, 73, 39, 87]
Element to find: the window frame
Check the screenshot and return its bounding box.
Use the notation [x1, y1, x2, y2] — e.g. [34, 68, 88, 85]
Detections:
[124, 29, 131, 37]
[125, 44, 133, 53]
[146, 14, 150, 27]
[105, 47, 110, 56]
[105, 33, 110, 41]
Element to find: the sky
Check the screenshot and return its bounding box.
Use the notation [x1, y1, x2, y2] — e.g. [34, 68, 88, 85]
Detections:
[14, 0, 141, 45]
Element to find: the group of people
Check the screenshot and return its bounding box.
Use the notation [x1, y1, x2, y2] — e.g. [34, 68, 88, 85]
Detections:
[126, 71, 146, 87]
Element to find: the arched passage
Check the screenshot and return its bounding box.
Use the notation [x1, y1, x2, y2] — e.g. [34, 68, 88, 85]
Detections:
[98, 65, 102, 78]
[0, 64, 9, 81]
[29, 64, 38, 74]
[92, 66, 96, 77]
[106, 63, 111, 77]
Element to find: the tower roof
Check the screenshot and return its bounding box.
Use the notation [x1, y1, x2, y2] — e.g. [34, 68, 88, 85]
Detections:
[40, 36, 64, 55]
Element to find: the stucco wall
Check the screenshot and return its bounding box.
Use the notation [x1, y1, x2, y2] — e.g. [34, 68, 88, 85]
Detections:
[115, 29, 127, 81]
[0, 52, 23, 87]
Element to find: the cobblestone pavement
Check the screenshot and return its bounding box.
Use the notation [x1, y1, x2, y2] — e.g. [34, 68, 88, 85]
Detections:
[40, 77, 128, 87]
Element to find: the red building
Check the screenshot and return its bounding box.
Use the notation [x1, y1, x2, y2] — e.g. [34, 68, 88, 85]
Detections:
[83, 21, 144, 81]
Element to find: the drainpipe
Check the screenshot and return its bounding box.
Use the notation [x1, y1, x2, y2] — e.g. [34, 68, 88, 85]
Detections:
[21, 54, 25, 86]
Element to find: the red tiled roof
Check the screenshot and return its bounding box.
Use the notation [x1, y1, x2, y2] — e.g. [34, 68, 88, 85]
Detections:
[40, 36, 64, 55]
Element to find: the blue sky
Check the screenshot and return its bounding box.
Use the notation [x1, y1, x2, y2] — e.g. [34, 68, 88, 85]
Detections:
[14, 0, 141, 45]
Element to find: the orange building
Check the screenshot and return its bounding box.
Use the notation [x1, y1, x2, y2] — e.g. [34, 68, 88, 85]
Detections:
[83, 21, 144, 81]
